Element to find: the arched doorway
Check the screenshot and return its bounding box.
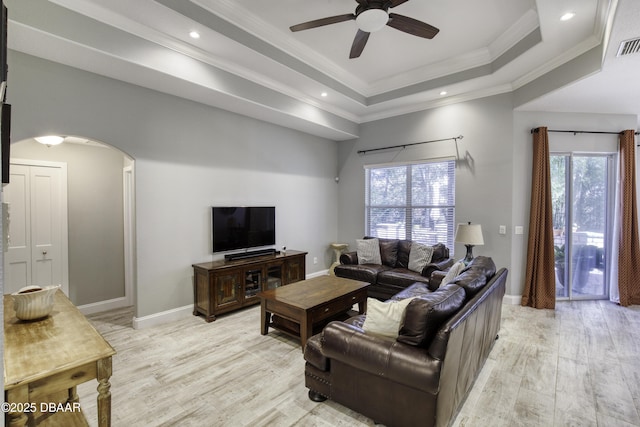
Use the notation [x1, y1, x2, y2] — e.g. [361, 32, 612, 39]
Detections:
[4, 136, 135, 314]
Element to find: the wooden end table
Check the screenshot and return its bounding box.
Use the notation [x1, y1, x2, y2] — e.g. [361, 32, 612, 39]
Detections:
[4, 290, 116, 427]
[259, 275, 369, 349]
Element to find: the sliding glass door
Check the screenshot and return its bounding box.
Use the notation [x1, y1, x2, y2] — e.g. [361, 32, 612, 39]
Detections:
[551, 153, 615, 300]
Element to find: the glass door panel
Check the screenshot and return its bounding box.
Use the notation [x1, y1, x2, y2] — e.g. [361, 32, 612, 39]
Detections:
[244, 269, 262, 299]
[551, 154, 612, 300]
[266, 264, 283, 290]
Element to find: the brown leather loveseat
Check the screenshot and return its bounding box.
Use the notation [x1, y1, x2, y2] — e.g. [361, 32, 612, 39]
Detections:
[304, 256, 507, 427]
[334, 237, 454, 300]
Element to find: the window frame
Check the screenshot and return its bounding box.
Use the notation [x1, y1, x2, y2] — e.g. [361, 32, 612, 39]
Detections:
[364, 157, 456, 251]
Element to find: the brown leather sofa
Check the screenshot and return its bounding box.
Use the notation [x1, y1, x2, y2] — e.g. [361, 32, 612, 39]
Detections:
[304, 256, 507, 427]
[334, 238, 454, 300]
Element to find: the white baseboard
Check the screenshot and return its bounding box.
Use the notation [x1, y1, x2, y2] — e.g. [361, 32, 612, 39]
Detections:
[131, 271, 330, 330]
[77, 296, 131, 316]
[503, 294, 522, 305]
[132, 304, 193, 330]
[307, 269, 329, 278]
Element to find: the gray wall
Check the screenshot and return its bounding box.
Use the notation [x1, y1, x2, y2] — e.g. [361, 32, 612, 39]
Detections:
[338, 96, 638, 298]
[7, 51, 339, 318]
[10, 140, 126, 305]
[8, 50, 638, 312]
[338, 94, 515, 292]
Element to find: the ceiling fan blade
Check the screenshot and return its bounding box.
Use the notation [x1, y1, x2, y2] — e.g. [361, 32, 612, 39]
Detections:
[290, 14, 355, 32]
[388, 0, 410, 7]
[350, 30, 370, 58]
[387, 13, 439, 39]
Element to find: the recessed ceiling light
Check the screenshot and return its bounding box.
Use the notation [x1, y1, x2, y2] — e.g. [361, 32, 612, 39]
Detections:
[321, 92, 328, 97]
[440, 90, 447, 96]
[189, 31, 200, 39]
[560, 12, 575, 21]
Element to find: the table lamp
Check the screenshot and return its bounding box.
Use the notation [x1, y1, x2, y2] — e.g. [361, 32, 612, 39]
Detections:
[455, 222, 484, 265]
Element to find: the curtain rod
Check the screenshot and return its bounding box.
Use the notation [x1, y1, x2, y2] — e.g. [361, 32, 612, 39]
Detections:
[530, 128, 640, 135]
[357, 135, 463, 155]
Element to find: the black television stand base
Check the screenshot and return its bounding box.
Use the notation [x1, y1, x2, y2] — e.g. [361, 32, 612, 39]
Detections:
[225, 248, 278, 261]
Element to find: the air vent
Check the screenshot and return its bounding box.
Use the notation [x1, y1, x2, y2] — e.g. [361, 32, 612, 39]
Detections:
[617, 38, 640, 57]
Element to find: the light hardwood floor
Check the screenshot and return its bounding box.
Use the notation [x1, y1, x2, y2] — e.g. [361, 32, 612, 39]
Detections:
[77, 300, 640, 427]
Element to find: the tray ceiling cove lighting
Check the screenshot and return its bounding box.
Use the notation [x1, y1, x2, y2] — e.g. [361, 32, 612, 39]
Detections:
[35, 135, 64, 146]
[356, 9, 388, 32]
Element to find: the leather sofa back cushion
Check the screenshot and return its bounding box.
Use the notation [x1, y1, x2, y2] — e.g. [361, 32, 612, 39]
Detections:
[378, 238, 399, 267]
[396, 240, 413, 269]
[452, 256, 496, 297]
[397, 283, 466, 347]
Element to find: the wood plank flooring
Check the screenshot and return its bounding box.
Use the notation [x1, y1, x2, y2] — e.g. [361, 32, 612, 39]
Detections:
[77, 300, 640, 427]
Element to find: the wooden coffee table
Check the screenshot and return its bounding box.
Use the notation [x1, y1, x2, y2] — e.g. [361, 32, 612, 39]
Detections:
[259, 275, 369, 349]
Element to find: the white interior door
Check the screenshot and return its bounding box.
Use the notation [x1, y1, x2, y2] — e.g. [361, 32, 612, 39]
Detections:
[3, 160, 68, 294]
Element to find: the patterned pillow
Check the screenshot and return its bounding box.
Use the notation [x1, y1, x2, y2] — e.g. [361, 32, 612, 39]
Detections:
[357, 238, 382, 264]
[440, 261, 466, 287]
[408, 243, 434, 273]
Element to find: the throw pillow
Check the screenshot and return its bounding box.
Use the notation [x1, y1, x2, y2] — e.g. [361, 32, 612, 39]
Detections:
[408, 243, 434, 273]
[357, 238, 382, 265]
[362, 297, 416, 339]
[441, 261, 465, 287]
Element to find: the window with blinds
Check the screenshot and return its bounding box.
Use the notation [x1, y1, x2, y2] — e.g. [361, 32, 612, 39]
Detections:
[365, 159, 456, 251]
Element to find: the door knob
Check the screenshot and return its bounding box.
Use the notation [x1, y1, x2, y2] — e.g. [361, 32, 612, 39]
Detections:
[42, 251, 47, 255]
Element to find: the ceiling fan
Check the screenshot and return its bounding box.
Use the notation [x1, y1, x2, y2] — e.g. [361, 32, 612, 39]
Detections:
[289, 0, 439, 59]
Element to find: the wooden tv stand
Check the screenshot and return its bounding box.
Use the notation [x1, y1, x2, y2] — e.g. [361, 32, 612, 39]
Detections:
[192, 250, 307, 322]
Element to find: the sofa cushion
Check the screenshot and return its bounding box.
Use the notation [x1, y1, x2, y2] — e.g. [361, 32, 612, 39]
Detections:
[408, 242, 434, 273]
[377, 268, 430, 288]
[357, 238, 381, 264]
[362, 297, 416, 339]
[397, 283, 466, 347]
[451, 256, 496, 297]
[378, 238, 399, 267]
[395, 240, 413, 269]
[431, 242, 448, 261]
[441, 261, 465, 287]
[334, 264, 390, 284]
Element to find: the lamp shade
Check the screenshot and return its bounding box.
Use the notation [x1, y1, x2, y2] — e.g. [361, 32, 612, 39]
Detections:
[455, 223, 484, 245]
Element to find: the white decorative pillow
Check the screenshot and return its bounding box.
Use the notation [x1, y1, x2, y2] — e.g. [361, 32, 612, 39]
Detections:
[357, 238, 381, 265]
[362, 297, 416, 339]
[441, 261, 466, 287]
[408, 243, 434, 273]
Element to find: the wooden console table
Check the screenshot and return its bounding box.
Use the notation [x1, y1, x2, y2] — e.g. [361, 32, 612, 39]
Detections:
[193, 250, 307, 322]
[4, 290, 116, 427]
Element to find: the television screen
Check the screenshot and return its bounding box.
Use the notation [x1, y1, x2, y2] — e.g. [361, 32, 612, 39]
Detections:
[212, 206, 275, 253]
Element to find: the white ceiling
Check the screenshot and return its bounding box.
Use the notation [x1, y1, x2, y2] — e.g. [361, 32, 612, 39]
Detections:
[5, 0, 639, 140]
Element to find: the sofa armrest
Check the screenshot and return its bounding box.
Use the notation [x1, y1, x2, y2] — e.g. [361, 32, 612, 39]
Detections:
[340, 251, 358, 265]
[429, 270, 447, 290]
[321, 321, 441, 395]
[422, 258, 454, 279]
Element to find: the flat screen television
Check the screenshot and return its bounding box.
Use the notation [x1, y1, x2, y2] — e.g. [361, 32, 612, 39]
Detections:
[211, 206, 275, 253]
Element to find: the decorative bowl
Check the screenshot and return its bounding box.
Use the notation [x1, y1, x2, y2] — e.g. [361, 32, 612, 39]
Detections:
[11, 285, 60, 320]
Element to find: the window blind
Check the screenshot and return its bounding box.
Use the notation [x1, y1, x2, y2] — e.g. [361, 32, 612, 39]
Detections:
[365, 159, 456, 251]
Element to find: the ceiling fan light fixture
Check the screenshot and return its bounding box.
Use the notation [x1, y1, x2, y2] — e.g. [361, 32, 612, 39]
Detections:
[356, 9, 388, 32]
[35, 135, 64, 146]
